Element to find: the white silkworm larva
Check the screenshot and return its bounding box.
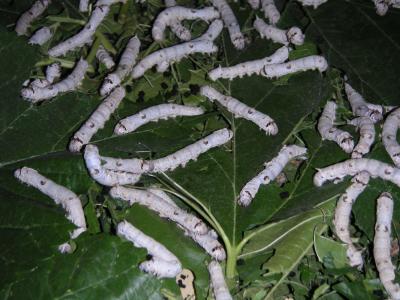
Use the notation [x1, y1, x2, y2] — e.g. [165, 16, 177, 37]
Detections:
[260, 0, 280, 25]
[110, 186, 208, 234]
[152, 6, 220, 42]
[254, 17, 304, 46]
[164, 0, 192, 41]
[313, 158, 400, 188]
[185, 229, 226, 260]
[21, 58, 88, 102]
[296, 0, 328, 8]
[79, 0, 89, 12]
[262, 55, 328, 78]
[114, 104, 205, 135]
[239, 145, 307, 206]
[96, 45, 115, 69]
[247, 0, 260, 9]
[317, 101, 354, 153]
[84, 144, 141, 186]
[374, 193, 400, 300]
[208, 46, 289, 80]
[45, 63, 61, 84]
[48, 5, 109, 57]
[117, 220, 182, 278]
[373, 0, 389, 15]
[382, 107, 400, 167]
[15, 0, 52, 36]
[208, 261, 232, 300]
[390, 0, 400, 8]
[200, 86, 278, 135]
[100, 36, 141, 95]
[211, 0, 245, 49]
[333, 171, 370, 269]
[348, 116, 375, 158]
[14, 167, 86, 253]
[95, 0, 127, 5]
[28, 26, 53, 45]
[69, 86, 125, 152]
[193, 19, 224, 42]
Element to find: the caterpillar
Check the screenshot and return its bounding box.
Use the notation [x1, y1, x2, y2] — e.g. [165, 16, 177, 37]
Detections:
[208, 46, 289, 80]
[333, 172, 370, 269]
[100, 36, 140, 95]
[373, 193, 400, 300]
[348, 117, 375, 158]
[208, 261, 233, 300]
[45, 63, 61, 84]
[247, 0, 260, 9]
[164, 0, 191, 41]
[69, 86, 126, 152]
[239, 145, 307, 206]
[382, 107, 400, 167]
[15, 0, 52, 36]
[96, 45, 115, 69]
[152, 6, 220, 42]
[21, 58, 88, 102]
[261, 0, 280, 24]
[28, 26, 53, 45]
[79, 0, 89, 12]
[254, 17, 304, 46]
[200, 86, 278, 135]
[262, 55, 328, 78]
[14, 167, 86, 254]
[96, 0, 127, 5]
[117, 220, 182, 278]
[373, 0, 389, 15]
[296, 0, 328, 8]
[317, 101, 354, 153]
[193, 19, 224, 42]
[114, 104, 205, 135]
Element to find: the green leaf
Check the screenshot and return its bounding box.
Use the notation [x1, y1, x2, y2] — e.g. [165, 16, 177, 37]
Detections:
[314, 234, 348, 270]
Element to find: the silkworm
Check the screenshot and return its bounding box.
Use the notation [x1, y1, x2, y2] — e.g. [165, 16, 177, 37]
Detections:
[79, 0, 89, 12]
[208, 261, 232, 300]
[69, 86, 126, 152]
[254, 17, 304, 46]
[373, 0, 389, 15]
[200, 86, 278, 135]
[95, 0, 127, 5]
[28, 26, 53, 45]
[260, 0, 280, 25]
[15, 0, 52, 36]
[193, 19, 224, 42]
[96, 45, 115, 69]
[296, 0, 328, 8]
[382, 107, 400, 167]
[185, 229, 226, 260]
[247, 0, 260, 9]
[164, 0, 192, 41]
[348, 116, 375, 158]
[239, 145, 307, 206]
[45, 63, 61, 84]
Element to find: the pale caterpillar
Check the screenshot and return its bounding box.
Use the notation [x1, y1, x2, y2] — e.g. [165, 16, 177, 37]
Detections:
[253, 17, 304, 46]
[79, 0, 89, 12]
[247, 0, 260, 9]
[95, 0, 127, 5]
[193, 19, 224, 42]
[296, 0, 328, 8]
[21, 58, 88, 102]
[373, 0, 389, 15]
[390, 0, 400, 8]
[313, 158, 400, 188]
[261, 55, 328, 78]
[100, 36, 140, 96]
[200, 86, 278, 135]
[48, 5, 110, 57]
[131, 40, 218, 79]
[84, 144, 141, 186]
[45, 63, 61, 84]
[28, 26, 53, 46]
[208, 261, 233, 300]
[117, 220, 182, 278]
[333, 171, 370, 269]
[164, 0, 192, 42]
[152, 6, 220, 42]
[239, 145, 307, 206]
[208, 46, 289, 80]
[15, 0, 52, 36]
[348, 117, 375, 158]
[114, 104, 205, 135]
[14, 167, 86, 254]
[211, 0, 245, 49]
[69, 87, 126, 152]
[382, 107, 400, 167]
[317, 101, 354, 153]
[96, 45, 115, 69]
[260, 0, 280, 25]
[109, 186, 208, 234]
[373, 192, 400, 300]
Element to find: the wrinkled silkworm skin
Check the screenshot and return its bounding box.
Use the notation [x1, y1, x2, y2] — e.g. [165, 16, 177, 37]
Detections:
[374, 193, 400, 300]
[262, 55, 328, 78]
[15, 0, 52, 36]
[193, 19, 224, 42]
[239, 145, 307, 206]
[348, 117, 375, 158]
[344, 82, 383, 123]
[84, 144, 141, 186]
[254, 17, 304, 46]
[208, 46, 289, 80]
[69, 87, 125, 152]
[382, 108, 400, 167]
[79, 0, 89, 12]
[21, 58, 88, 102]
[114, 104, 205, 135]
[247, 0, 260, 9]
[131, 40, 218, 79]
[296, 0, 328, 8]
[200, 86, 278, 135]
[333, 172, 370, 269]
[208, 261, 233, 300]
[48, 5, 110, 57]
[373, 0, 389, 15]
[28, 26, 53, 45]
[14, 167, 86, 253]
[164, 0, 192, 41]
[313, 158, 400, 187]
[117, 220, 182, 278]
[45, 63, 61, 84]
[390, 0, 400, 8]
[211, 0, 245, 49]
[152, 6, 220, 41]
[260, 0, 280, 24]
[185, 229, 226, 260]
[101, 156, 153, 173]
[96, 45, 115, 69]
[96, 0, 127, 6]
[110, 186, 208, 234]
[317, 101, 354, 153]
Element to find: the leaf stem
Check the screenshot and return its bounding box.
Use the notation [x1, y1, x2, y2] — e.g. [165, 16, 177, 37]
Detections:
[95, 32, 117, 54]
[46, 16, 86, 25]
[35, 57, 95, 73]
